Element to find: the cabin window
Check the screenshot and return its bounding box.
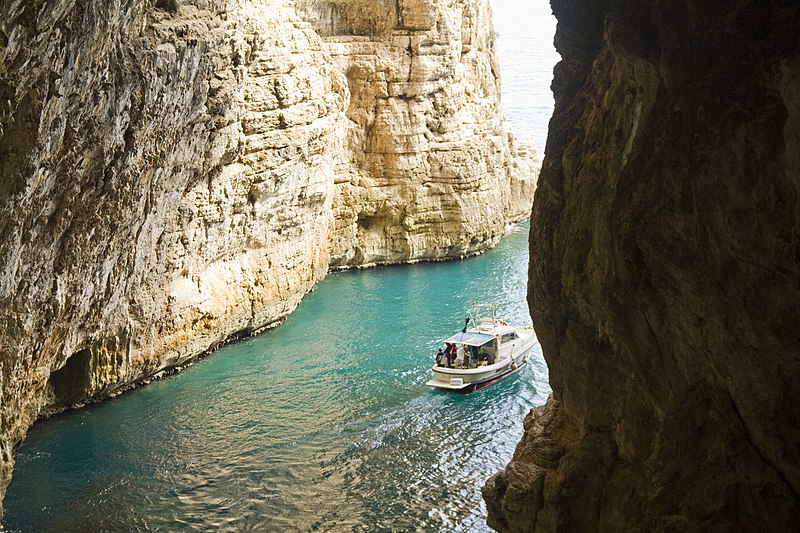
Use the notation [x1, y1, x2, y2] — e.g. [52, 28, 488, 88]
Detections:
[500, 332, 518, 343]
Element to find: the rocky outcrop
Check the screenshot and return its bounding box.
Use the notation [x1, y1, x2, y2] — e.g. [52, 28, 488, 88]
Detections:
[0, 0, 536, 514]
[484, 0, 800, 530]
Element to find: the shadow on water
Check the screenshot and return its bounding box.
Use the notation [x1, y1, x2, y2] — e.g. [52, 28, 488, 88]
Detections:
[5, 223, 550, 532]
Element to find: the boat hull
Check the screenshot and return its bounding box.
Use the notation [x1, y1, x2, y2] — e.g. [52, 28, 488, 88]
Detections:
[426, 358, 528, 393]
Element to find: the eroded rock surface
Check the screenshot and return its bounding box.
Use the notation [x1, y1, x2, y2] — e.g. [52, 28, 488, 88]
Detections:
[0, 0, 348, 511]
[484, 0, 800, 530]
[0, 0, 537, 513]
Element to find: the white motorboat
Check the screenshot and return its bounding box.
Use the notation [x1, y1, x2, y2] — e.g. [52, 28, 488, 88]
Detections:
[426, 304, 536, 393]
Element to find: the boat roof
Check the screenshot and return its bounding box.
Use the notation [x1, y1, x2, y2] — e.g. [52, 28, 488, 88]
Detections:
[444, 331, 495, 346]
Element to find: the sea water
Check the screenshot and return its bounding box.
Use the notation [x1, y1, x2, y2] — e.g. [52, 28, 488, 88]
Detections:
[4, 1, 558, 530]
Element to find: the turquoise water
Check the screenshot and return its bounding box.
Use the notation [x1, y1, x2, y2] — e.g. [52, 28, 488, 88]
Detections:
[4, 224, 550, 531]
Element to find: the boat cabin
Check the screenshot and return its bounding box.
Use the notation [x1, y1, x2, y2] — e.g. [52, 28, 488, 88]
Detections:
[436, 326, 520, 370]
[427, 304, 535, 393]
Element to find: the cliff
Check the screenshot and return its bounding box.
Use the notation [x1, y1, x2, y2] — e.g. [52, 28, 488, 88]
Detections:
[297, 0, 537, 267]
[0, 0, 537, 513]
[484, 0, 800, 530]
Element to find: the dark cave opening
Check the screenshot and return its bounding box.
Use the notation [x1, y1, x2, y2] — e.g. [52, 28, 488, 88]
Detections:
[47, 348, 93, 408]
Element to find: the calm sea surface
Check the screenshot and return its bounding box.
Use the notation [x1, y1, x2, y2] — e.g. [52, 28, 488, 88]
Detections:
[4, 2, 557, 531]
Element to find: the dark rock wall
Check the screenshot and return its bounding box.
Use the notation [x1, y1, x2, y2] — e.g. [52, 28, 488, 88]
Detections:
[485, 0, 800, 530]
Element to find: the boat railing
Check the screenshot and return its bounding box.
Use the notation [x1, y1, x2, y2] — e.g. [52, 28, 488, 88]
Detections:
[468, 304, 497, 326]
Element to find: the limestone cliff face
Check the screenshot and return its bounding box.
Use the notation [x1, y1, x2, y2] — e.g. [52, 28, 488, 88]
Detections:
[297, 0, 537, 267]
[484, 0, 800, 530]
[0, 0, 348, 510]
[0, 0, 536, 513]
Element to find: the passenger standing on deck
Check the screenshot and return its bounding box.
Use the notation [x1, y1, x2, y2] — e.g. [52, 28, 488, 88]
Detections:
[456, 346, 466, 367]
[446, 343, 457, 366]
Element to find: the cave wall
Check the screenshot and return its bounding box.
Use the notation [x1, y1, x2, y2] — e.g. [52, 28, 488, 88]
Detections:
[0, 0, 537, 514]
[484, 0, 800, 530]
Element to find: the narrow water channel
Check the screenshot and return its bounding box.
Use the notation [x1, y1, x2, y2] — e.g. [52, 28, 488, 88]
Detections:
[4, 223, 549, 531]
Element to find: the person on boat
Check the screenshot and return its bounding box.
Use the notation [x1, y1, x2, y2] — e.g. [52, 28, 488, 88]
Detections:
[445, 343, 457, 366]
[455, 346, 466, 368]
[437, 348, 447, 367]
[462, 346, 471, 369]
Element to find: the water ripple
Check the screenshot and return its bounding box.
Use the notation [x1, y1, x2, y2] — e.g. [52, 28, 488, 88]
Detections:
[5, 222, 553, 532]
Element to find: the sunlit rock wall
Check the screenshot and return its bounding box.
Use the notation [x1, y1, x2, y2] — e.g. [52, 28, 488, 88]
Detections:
[297, 0, 538, 267]
[0, 0, 348, 510]
[484, 0, 800, 530]
[0, 0, 536, 514]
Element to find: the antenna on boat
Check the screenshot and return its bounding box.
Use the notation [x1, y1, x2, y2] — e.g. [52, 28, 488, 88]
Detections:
[462, 317, 470, 333]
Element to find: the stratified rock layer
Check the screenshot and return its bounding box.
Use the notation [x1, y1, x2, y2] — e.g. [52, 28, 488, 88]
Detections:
[484, 0, 800, 530]
[0, 0, 536, 514]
